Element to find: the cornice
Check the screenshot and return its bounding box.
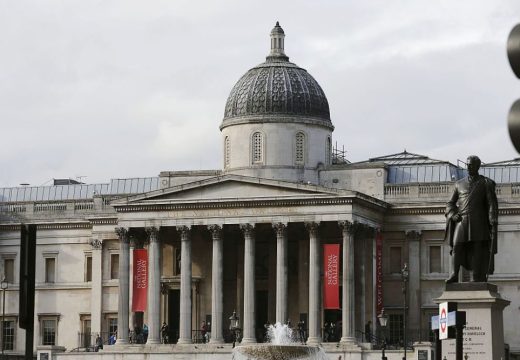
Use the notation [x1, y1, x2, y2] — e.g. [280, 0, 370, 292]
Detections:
[115, 197, 356, 213]
[89, 218, 118, 225]
[0, 222, 91, 230]
[389, 206, 520, 216]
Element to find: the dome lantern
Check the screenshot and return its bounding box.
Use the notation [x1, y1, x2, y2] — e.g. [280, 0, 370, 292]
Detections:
[267, 21, 289, 62]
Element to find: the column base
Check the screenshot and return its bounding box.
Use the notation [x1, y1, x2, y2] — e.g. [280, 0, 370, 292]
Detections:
[146, 338, 160, 345]
[240, 337, 257, 345]
[177, 338, 193, 345]
[115, 339, 128, 345]
[339, 336, 357, 344]
[209, 338, 224, 344]
[306, 336, 321, 345]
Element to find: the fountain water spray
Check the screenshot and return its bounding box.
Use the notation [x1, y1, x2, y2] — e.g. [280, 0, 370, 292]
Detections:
[232, 322, 327, 360]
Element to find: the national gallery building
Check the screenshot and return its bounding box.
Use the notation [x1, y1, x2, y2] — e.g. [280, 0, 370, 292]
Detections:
[1, 23, 520, 358]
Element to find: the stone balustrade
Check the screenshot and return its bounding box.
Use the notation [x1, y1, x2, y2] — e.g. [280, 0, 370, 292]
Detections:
[384, 182, 517, 201]
[0, 196, 119, 218]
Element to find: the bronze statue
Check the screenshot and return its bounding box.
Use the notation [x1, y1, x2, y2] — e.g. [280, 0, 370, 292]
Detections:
[445, 155, 498, 283]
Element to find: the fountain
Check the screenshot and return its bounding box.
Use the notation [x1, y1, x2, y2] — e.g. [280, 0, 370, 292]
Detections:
[232, 322, 328, 360]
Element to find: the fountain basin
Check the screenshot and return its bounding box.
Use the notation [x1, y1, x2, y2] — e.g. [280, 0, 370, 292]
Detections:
[232, 344, 327, 360]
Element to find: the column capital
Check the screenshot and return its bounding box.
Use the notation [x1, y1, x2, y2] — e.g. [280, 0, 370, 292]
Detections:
[405, 229, 422, 241]
[304, 221, 320, 235]
[115, 227, 129, 243]
[272, 222, 287, 237]
[177, 225, 191, 240]
[240, 223, 255, 236]
[208, 224, 222, 239]
[145, 226, 160, 243]
[90, 239, 103, 250]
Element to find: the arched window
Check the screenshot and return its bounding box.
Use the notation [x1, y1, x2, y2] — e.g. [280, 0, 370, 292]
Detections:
[224, 136, 230, 168]
[295, 132, 305, 165]
[326, 136, 332, 165]
[252, 132, 263, 164]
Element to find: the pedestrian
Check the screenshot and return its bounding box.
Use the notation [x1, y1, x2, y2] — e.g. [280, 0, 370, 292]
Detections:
[365, 320, 372, 343]
[200, 321, 208, 343]
[95, 334, 103, 351]
[297, 320, 305, 344]
[161, 322, 169, 344]
[143, 324, 149, 343]
[108, 332, 116, 345]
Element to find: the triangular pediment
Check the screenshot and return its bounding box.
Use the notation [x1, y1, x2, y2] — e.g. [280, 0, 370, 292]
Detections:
[113, 174, 346, 205]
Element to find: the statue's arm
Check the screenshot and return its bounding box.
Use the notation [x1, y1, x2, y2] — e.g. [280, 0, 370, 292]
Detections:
[446, 184, 460, 221]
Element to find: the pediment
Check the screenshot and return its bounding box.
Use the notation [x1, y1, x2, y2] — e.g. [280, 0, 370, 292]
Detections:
[114, 175, 344, 205]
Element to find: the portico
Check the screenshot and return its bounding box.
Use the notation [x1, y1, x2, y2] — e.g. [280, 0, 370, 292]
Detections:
[111, 174, 388, 345]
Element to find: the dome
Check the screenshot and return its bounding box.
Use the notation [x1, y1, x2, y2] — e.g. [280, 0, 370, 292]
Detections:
[221, 23, 332, 130]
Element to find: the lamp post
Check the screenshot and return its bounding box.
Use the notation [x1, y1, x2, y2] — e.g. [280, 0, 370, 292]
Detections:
[401, 263, 409, 360]
[378, 308, 388, 360]
[229, 310, 240, 348]
[1, 277, 8, 358]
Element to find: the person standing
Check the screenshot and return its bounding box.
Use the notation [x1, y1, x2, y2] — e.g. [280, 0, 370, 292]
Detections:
[200, 321, 208, 343]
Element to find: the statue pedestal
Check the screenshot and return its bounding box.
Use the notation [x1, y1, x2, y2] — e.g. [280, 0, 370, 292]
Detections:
[435, 283, 509, 360]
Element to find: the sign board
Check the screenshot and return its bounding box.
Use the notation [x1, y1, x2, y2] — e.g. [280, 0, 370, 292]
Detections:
[438, 302, 457, 340]
[417, 350, 428, 360]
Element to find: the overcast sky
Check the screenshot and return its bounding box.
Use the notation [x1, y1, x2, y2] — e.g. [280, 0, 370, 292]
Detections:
[2, 0, 520, 187]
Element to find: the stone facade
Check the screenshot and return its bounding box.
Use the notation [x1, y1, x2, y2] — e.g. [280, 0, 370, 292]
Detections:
[1, 23, 520, 359]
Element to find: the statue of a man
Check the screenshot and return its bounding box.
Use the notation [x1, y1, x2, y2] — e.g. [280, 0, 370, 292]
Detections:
[445, 155, 498, 283]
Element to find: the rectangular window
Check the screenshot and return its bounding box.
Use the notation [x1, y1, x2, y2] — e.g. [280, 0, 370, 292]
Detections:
[45, 258, 56, 283]
[2, 320, 15, 350]
[3, 259, 14, 283]
[110, 254, 119, 280]
[389, 246, 402, 274]
[81, 319, 91, 348]
[429, 246, 441, 273]
[85, 255, 92, 282]
[41, 319, 57, 345]
[388, 313, 404, 345]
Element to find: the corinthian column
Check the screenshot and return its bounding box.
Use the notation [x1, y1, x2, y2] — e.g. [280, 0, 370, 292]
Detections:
[177, 225, 192, 344]
[146, 227, 161, 344]
[273, 223, 288, 324]
[208, 225, 224, 344]
[339, 220, 357, 344]
[241, 223, 256, 344]
[115, 227, 130, 344]
[305, 222, 321, 345]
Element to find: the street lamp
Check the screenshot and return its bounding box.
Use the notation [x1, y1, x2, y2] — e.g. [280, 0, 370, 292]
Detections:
[229, 310, 240, 348]
[378, 308, 388, 360]
[1, 277, 8, 358]
[401, 263, 409, 360]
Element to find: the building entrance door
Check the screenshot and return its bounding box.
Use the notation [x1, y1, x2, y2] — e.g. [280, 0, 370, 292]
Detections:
[168, 289, 180, 343]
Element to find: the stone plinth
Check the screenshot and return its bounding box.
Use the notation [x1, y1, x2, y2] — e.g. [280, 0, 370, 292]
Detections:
[435, 283, 510, 360]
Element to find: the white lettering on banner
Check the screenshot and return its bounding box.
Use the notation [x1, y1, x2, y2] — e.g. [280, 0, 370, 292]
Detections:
[135, 259, 147, 289]
[326, 254, 338, 285]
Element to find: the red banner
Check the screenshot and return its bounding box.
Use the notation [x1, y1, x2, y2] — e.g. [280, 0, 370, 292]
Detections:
[323, 244, 340, 309]
[376, 231, 384, 316]
[132, 249, 148, 312]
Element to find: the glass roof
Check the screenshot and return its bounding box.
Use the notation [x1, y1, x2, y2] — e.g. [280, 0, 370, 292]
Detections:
[0, 177, 159, 202]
